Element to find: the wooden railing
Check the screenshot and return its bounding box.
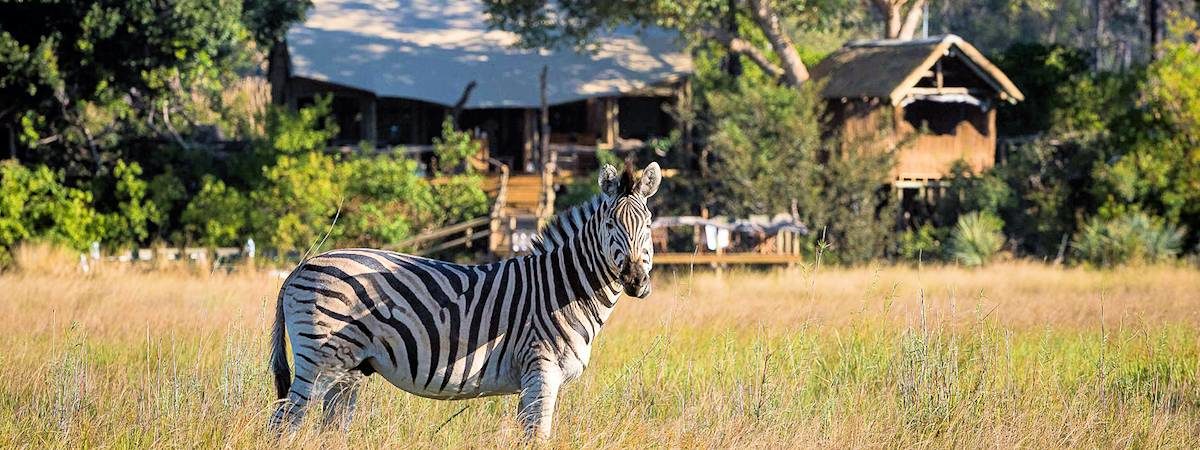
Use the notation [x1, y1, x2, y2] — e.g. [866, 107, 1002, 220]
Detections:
[384, 216, 491, 256]
[487, 158, 511, 254]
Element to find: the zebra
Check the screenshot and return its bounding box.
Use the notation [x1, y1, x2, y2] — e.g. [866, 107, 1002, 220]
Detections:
[268, 162, 662, 439]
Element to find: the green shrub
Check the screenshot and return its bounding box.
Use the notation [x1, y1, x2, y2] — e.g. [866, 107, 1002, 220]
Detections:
[0, 160, 102, 253]
[338, 155, 435, 247]
[950, 212, 1006, 267]
[899, 223, 944, 263]
[250, 152, 344, 252]
[104, 160, 158, 249]
[432, 117, 481, 174]
[181, 176, 249, 248]
[1072, 213, 1184, 267]
[430, 175, 489, 225]
[146, 170, 187, 240]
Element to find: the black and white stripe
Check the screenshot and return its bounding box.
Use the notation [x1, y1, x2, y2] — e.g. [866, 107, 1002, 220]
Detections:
[268, 162, 662, 438]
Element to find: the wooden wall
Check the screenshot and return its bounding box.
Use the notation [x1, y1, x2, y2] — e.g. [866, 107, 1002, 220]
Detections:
[829, 99, 996, 182]
[894, 102, 995, 180]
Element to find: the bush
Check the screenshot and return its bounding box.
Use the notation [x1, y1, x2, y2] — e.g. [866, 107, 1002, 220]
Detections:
[949, 212, 1005, 267]
[432, 117, 481, 173]
[1072, 213, 1184, 267]
[338, 155, 436, 247]
[0, 160, 102, 254]
[250, 151, 344, 252]
[706, 77, 896, 264]
[104, 160, 158, 249]
[899, 223, 944, 263]
[430, 175, 489, 225]
[181, 176, 249, 248]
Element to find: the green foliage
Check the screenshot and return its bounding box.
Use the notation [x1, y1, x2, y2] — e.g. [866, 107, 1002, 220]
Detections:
[104, 160, 157, 248]
[706, 76, 895, 263]
[0, 160, 101, 253]
[949, 212, 1005, 267]
[338, 155, 435, 248]
[1072, 213, 1185, 267]
[993, 43, 1091, 136]
[241, 0, 313, 47]
[181, 176, 248, 248]
[0, 0, 262, 175]
[250, 151, 343, 252]
[266, 95, 339, 155]
[899, 224, 945, 263]
[430, 175, 490, 225]
[1091, 19, 1200, 242]
[146, 171, 187, 238]
[431, 117, 481, 174]
[707, 78, 822, 217]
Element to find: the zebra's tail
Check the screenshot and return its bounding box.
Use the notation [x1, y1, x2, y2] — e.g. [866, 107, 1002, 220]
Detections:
[270, 275, 292, 400]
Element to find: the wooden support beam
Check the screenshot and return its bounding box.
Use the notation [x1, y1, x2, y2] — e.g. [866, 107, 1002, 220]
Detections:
[362, 95, 377, 144]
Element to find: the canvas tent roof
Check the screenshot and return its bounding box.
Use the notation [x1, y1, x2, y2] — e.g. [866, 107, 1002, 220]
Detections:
[285, 0, 693, 109]
[810, 35, 1024, 105]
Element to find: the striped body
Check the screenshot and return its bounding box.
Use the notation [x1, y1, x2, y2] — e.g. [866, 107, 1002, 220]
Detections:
[280, 242, 621, 400]
[268, 162, 660, 439]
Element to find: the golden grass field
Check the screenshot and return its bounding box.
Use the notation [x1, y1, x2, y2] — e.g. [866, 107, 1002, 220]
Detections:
[2, 249, 1199, 448]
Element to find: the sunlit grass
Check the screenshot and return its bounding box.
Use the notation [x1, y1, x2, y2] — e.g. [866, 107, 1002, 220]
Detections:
[1, 259, 1198, 448]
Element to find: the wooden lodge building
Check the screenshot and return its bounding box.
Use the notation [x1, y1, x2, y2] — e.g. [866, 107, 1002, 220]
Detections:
[811, 35, 1024, 221]
[268, 0, 692, 256]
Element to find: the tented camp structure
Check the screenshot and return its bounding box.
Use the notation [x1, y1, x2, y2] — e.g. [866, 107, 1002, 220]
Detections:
[269, 0, 692, 173]
[812, 35, 1024, 186]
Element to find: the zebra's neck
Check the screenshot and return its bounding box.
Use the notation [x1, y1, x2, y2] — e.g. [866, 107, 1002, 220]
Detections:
[524, 196, 623, 314]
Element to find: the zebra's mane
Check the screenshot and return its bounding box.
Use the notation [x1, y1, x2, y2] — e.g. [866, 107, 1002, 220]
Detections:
[528, 195, 608, 255]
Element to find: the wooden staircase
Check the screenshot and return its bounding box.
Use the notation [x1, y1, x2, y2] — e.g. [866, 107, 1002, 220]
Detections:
[482, 172, 548, 258]
[483, 174, 545, 217]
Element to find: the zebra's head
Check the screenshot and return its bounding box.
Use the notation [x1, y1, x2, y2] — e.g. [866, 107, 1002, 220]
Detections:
[598, 162, 661, 299]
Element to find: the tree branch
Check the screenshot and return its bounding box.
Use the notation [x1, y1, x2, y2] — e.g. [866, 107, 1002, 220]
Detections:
[747, 0, 809, 85]
[699, 27, 786, 82]
[450, 80, 477, 126]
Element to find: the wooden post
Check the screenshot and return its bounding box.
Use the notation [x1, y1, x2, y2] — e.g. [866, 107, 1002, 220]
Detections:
[522, 109, 535, 172]
[677, 79, 693, 156]
[538, 66, 556, 221]
[605, 98, 619, 146]
[363, 95, 378, 145]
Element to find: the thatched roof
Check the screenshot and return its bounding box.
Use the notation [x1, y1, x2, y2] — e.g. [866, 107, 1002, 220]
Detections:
[811, 35, 1024, 105]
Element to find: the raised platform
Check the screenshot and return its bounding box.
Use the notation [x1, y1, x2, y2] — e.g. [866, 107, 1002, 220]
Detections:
[653, 252, 804, 265]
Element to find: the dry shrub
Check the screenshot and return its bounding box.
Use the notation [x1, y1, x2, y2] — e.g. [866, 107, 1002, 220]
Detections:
[9, 243, 83, 276]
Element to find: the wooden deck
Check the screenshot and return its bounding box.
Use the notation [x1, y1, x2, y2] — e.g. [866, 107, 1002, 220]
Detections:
[653, 252, 804, 265]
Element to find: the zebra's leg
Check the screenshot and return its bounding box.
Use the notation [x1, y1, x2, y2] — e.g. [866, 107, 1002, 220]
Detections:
[321, 370, 364, 432]
[269, 363, 319, 432]
[517, 360, 563, 440]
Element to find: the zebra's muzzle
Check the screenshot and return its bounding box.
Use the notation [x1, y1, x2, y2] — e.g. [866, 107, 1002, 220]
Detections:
[620, 263, 651, 298]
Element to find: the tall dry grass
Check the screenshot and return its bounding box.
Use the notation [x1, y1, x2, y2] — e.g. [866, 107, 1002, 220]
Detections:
[1, 259, 1198, 448]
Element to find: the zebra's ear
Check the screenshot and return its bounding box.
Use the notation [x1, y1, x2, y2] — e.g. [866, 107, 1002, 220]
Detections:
[638, 162, 661, 198]
[598, 164, 620, 196]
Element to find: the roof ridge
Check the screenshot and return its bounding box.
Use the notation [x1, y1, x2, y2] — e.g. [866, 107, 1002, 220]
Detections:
[844, 34, 961, 48]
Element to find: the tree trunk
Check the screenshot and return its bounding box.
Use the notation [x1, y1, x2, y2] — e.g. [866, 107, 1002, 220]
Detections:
[897, 0, 925, 40]
[1147, 0, 1160, 59]
[747, 0, 809, 85]
[873, 0, 924, 39]
[886, 2, 903, 38]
